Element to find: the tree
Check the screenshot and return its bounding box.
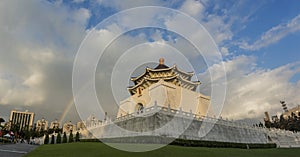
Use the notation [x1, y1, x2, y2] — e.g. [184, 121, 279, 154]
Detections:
[24, 128, 32, 142]
[11, 123, 20, 133]
[44, 134, 49, 144]
[51, 135, 55, 144]
[69, 131, 73, 143]
[75, 132, 80, 142]
[48, 128, 54, 134]
[264, 121, 271, 128]
[62, 132, 67, 143]
[0, 117, 5, 127]
[56, 132, 61, 144]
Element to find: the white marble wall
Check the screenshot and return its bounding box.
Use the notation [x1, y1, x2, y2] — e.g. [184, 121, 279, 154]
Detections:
[89, 111, 268, 144]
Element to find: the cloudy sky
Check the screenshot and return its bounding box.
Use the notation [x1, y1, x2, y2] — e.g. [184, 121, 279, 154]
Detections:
[0, 0, 300, 124]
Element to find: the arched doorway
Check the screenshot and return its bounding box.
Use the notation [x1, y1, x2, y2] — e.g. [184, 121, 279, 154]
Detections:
[136, 103, 144, 114]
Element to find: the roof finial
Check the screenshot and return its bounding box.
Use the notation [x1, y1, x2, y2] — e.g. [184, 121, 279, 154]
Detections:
[159, 58, 164, 65]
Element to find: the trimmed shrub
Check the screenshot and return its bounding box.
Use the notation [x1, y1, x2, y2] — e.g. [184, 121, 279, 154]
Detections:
[75, 132, 80, 142]
[62, 132, 67, 143]
[69, 131, 74, 143]
[56, 132, 61, 144]
[51, 135, 55, 144]
[78, 139, 101, 142]
[44, 134, 49, 144]
[170, 138, 276, 149]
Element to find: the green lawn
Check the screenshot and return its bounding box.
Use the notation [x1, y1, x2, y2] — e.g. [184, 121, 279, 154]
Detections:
[25, 142, 300, 157]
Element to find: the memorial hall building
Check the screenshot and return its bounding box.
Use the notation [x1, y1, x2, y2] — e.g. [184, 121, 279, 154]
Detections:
[117, 58, 211, 118]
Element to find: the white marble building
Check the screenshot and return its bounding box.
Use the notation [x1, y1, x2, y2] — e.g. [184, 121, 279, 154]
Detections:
[117, 58, 211, 118]
[50, 119, 60, 130]
[63, 121, 76, 134]
[35, 118, 48, 132]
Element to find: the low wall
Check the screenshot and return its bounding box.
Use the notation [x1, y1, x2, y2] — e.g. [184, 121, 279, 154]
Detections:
[267, 129, 300, 148]
[89, 112, 269, 145]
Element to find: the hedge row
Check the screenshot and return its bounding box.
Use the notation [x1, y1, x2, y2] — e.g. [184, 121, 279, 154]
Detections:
[79, 139, 101, 142]
[171, 139, 276, 149]
[0, 137, 13, 143]
[78, 137, 276, 149]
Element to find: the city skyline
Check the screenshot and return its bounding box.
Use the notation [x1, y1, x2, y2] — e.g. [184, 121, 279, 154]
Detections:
[1, 0, 300, 124]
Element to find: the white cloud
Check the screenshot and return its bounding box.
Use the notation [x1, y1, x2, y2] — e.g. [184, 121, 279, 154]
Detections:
[180, 0, 205, 17]
[220, 47, 229, 56]
[1, 0, 298, 124]
[240, 14, 300, 51]
[203, 14, 233, 44]
[0, 0, 90, 122]
[199, 55, 300, 120]
[177, 0, 233, 47]
[94, 0, 234, 55]
[73, 0, 85, 3]
[96, 0, 167, 10]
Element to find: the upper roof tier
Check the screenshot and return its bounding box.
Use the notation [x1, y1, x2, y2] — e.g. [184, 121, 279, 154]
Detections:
[128, 58, 200, 95]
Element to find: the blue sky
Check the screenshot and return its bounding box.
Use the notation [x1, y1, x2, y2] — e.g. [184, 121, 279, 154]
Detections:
[0, 0, 300, 123]
[232, 1, 300, 69]
[59, 0, 300, 69]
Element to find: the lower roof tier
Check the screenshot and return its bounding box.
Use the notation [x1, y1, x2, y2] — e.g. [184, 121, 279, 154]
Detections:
[128, 75, 200, 95]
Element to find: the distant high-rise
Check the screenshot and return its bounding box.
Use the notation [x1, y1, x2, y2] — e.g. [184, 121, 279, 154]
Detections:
[9, 110, 34, 131]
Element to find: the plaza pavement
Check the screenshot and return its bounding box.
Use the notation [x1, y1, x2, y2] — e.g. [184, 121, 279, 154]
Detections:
[0, 143, 38, 157]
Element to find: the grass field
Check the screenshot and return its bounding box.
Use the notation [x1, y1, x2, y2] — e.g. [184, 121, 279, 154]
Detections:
[25, 142, 300, 157]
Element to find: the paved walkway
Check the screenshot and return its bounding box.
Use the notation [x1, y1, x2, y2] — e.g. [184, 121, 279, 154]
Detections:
[0, 143, 38, 157]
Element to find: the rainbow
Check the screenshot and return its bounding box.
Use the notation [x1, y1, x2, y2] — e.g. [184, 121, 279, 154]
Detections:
[59, 98, 74, 124]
